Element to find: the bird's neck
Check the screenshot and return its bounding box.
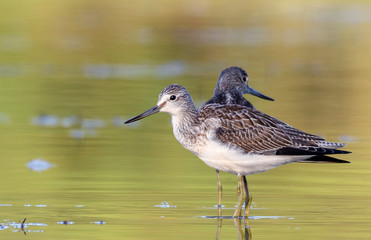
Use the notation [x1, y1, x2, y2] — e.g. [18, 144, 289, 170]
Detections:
[212, 91, 238, 104]
[171, 106, 198, 130]
[171, 107, 204, 154]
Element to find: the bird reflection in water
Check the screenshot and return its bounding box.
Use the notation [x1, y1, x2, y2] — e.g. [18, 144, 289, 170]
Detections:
[215, 217, 252, 240]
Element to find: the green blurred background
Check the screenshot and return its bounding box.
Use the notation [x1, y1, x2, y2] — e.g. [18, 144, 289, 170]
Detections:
[0, 0, 370, 239]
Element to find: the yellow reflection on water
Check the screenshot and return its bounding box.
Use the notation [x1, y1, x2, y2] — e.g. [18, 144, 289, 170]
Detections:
[0, 0, 371, 239]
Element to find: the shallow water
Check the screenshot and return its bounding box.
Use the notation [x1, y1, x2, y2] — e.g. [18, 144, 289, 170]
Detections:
[1, 1, 371, 239]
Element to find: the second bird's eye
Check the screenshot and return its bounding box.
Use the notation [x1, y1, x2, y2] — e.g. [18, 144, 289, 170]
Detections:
[170, 95, 176, 100]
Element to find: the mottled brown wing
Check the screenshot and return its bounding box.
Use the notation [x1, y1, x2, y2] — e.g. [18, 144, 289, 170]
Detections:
[255, 109, 345, 149]
[255, 110, 328, 144]
[199, 104, 294, 154]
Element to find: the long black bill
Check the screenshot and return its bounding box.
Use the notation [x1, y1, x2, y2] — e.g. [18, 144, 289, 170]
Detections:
[124, 105, 160, 124]
[247, 87, 274, 101]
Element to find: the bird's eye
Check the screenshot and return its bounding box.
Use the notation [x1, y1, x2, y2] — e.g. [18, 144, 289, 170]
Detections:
[242, 76, 247, 82]
[170, 95, 176, 101]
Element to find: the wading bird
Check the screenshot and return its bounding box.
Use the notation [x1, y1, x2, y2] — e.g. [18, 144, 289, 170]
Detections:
[125, 84, 350, 218]
[204, 66, 274, 215]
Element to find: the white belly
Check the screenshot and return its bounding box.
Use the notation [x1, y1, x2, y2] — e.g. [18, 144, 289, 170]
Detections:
[196, 140, 313, 176]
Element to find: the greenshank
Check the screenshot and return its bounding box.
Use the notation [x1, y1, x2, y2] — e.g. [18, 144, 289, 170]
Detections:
[205, 66, 275, 216]
[125, 84, 350, 218]
[205, 66, 274, 109]
[203, 66, 350, 217]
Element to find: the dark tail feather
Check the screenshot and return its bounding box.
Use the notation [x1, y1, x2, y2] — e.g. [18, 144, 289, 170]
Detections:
[300, 155, 351, 163]
[276, 147, 351, 155]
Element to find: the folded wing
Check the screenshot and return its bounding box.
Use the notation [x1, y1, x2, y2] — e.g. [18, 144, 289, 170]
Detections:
[199, 104, 350, 155]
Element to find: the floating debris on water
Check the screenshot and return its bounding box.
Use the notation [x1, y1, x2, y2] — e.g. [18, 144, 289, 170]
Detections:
[35, 205, 47, 207]
[27, 159, 55, 172]
[61, 115, 79, 128]
[17, 222, 47, 227]
[91, 221, 106, 225]
[0, 220, 47, 234]
[0, 203, 12, 207]
[30, 113, 144, 136]
[57, 221, 74, 225]
[32, 114, 59, 127]
[24, 204, 32, 207]
[69, 128, 98, 139]
[154, 201, 176, 208]
[69, 129, 85, 139]
[32, 114, 105, 129]
[81, 118, 106, 129]
[74, 205, 85, 208]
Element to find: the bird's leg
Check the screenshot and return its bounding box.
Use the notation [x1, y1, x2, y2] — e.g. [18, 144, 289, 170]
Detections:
[216, 217, 222, 240]
[216, 170, 223, 217]
[236, 176, 241, 196]
[245, 220, 252, 240]
[242, 176, 252, 222]
[233, 175, 246, 218]
[233, 218, 244, 239]
[234, 218, 252, 240]
[245, 224, 252, 240]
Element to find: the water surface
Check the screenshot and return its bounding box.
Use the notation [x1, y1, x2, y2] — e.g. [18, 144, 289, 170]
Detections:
[1, 1, 371, 239]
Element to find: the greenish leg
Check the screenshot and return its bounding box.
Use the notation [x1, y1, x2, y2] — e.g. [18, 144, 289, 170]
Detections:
[233, 175, 246, 218]
[216, 170, 222, 217]
[233, 217, 252, 240]
[242, 176, 252, 224]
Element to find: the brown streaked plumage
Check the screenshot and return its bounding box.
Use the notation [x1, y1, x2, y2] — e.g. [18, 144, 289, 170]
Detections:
[200, 104, 347, 155]
[205, 66, 275, 218]
[205, 67, 344, 218]
[125, 84, 351, 219]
